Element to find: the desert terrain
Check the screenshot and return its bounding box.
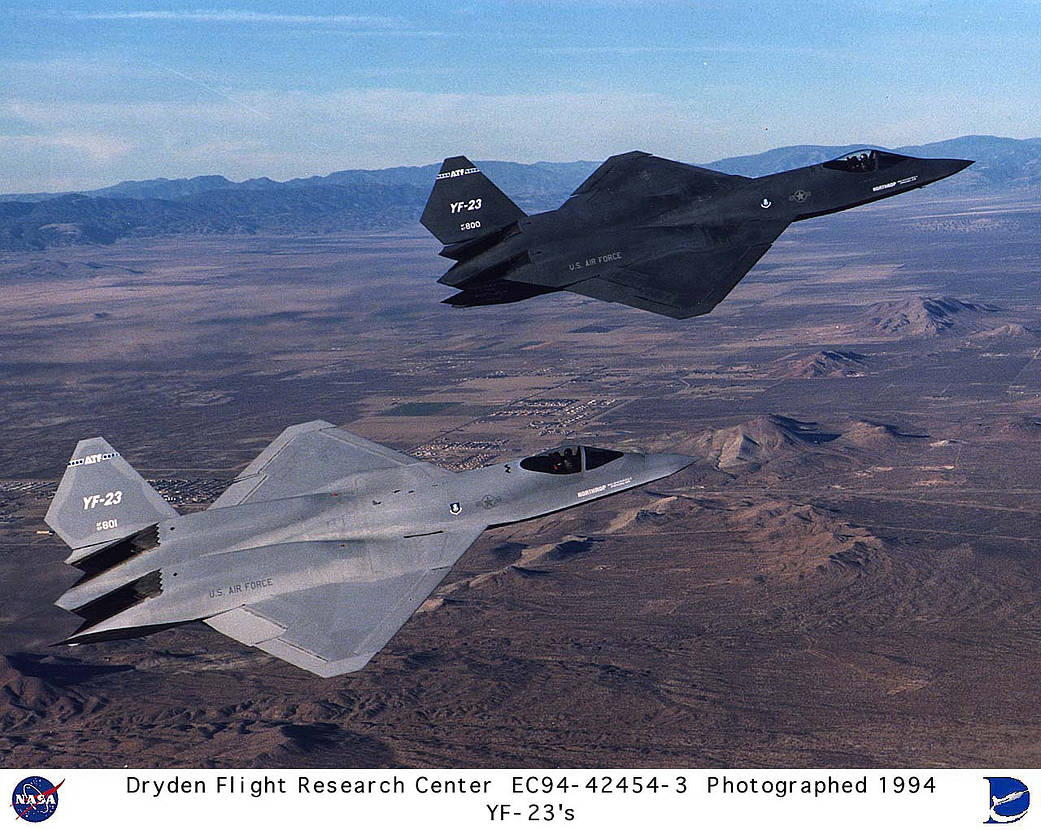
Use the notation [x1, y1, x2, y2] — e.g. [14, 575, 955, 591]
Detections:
[1, 190, 1039, 767]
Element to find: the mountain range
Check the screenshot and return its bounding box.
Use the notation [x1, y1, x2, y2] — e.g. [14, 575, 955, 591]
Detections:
[0, 134, 1037, 251]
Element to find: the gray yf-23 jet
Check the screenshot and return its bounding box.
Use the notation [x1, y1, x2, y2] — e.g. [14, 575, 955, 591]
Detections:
[421, 148, 972, 319]
[45, 421, 692, 677]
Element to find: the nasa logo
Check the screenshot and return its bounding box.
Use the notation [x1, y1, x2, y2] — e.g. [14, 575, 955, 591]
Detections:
[985, 777, 1030, 824]
[10, 776, 63, 823]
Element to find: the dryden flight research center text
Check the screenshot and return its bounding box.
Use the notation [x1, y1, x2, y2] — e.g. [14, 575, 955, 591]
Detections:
[122, 772, 944, 824]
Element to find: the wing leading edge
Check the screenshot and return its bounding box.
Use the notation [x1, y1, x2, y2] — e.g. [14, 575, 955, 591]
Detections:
[211, 420, 436, 508]
[567, 151, 749, 203]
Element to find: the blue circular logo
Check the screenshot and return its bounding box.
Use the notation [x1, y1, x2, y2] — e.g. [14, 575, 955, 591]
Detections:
[11, 776, 62, 823]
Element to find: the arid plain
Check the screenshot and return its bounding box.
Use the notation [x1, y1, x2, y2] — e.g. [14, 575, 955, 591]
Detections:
[1, 190, 1039, 767]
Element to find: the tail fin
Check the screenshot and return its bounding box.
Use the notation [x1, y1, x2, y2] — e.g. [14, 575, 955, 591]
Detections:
[420, 155, 526, 245]
[44, 437, 178, 566]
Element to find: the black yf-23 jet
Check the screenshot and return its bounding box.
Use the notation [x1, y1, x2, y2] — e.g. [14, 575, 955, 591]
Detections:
[422, 147, 972, 319]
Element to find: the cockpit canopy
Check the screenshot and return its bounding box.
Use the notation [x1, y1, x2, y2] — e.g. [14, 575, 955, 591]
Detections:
[822, 149, 908, 174]
[520, 445, 624, 475]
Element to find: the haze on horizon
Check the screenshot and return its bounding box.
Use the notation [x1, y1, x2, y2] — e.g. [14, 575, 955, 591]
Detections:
[1, 0, 1037, 193]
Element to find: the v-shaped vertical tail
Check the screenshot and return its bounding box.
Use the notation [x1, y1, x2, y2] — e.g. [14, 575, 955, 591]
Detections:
[45, 437, 177, 565]
[420, 155, 526, 245]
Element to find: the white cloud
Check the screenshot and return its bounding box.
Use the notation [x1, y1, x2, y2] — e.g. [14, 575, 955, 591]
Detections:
[0, 134, 135, 193]
[63, 9, 446, 38]
[73, 10, 400, 27]
[3, 88, 728, 185]
[1, 82, 1036, 192]
[27, 133, 134, 162]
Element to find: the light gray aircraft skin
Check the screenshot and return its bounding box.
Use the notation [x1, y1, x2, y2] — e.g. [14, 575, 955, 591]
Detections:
[45, 421, 693, 677]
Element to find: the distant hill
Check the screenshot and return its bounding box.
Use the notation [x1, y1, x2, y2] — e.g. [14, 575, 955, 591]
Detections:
[0, 184, 428, 250]
[769, 349, 867, 379]
[0, 160, 598, 211]
[0, 134, 1037, 251]
[853, 296, 1002, 337]
[690, 414, 840, 471]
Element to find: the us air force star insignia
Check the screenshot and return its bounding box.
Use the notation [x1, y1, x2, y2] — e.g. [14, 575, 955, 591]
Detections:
[449, 502, 461, 515]
[760, 197, 772, 208]
[789, 189, 811, 202]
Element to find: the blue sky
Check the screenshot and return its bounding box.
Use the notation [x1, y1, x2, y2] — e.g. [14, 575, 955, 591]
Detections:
[1, 1, 1037, 191]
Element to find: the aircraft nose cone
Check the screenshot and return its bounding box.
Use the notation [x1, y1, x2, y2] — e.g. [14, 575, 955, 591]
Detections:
[932, 157, 974, 181]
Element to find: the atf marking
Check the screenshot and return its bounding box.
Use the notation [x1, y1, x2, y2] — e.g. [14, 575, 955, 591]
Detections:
[68, 451, 119, 467]
[436, 167, 479, 180]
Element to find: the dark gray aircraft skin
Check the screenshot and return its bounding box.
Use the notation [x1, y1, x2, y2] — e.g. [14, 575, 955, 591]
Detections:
[45, 421, 692, 677]
[421, 149, 973, 319]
